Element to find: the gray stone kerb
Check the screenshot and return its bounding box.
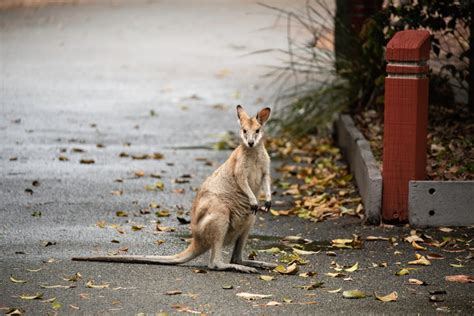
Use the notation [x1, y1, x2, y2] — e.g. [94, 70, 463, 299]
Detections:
[335, 114, 382, 225]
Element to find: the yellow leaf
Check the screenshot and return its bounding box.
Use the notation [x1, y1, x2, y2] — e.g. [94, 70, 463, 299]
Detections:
[19, 293, 43, 300]
[259, 275, 275, 281]
[273, 263, 299, 275]
[411, 241, 427, 251]
[408, 254, 431, 266]
[86, 280, 109, 289]
[326, 272, 346, 278]
[375, 291, 398, 302]
[10, 276, 27, 284]
[408, 278, 426, 285]
[131, 225, 144, 231]
[396, 268, 410, 276]
[342, 290, 366, 299]
[155, 210, 170, 217]
[345, 262, 359, 272]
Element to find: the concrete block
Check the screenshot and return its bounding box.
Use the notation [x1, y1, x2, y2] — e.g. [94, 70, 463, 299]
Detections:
[409, 181, 474, 227]
[336, 115, 382, 224]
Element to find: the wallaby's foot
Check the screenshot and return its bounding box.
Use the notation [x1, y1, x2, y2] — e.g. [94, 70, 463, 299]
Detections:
[239, 259, 278, 269]
[209, 262, 258, 274]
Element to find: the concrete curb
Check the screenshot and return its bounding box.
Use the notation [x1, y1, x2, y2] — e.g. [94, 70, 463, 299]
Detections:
[335, 114, 382, 224]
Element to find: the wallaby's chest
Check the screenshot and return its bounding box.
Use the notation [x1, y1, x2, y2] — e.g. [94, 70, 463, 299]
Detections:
[243, 154, 269, 193]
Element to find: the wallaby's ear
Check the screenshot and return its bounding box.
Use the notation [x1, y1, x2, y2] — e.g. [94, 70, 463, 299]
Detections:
[236, 105, 248, 121]
[256, 107, 271, 125]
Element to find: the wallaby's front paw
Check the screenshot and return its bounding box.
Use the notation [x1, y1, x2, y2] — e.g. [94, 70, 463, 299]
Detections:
[264, 201, 271, 212]
[250, 204, 259, 214]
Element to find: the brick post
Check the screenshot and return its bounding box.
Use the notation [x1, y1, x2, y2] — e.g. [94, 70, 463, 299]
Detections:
[382, 30, 430, 222]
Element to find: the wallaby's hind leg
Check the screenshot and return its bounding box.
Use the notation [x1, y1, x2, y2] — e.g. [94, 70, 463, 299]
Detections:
[206, 218, 258, 274]
[230, 229, 278, 270]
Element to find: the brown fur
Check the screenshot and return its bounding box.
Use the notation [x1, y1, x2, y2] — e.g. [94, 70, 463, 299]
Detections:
[72, 105, 275, 273]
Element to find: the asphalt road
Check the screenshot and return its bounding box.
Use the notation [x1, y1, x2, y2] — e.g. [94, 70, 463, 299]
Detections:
[1, 1, 473, 315]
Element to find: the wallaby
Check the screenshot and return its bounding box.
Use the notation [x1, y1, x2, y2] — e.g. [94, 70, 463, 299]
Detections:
[73, 105, 276, 273]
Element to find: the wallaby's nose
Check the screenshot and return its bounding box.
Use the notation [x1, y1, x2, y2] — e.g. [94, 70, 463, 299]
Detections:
[248, 141, 254, 147]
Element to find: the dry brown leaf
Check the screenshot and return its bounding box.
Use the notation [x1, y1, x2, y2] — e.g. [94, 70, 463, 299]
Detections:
[445, 275, 474, 283]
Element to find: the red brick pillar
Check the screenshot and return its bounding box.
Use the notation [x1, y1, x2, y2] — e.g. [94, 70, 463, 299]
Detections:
[382, 30, 431, 222]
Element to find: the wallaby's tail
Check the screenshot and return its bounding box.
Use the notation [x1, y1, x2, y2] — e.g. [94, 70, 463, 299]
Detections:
[72, 242, 202, 265]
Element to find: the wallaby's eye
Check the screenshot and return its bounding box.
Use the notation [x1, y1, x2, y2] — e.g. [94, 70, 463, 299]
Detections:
[243, 129, 247, 134]
[256, 129, 260, 134]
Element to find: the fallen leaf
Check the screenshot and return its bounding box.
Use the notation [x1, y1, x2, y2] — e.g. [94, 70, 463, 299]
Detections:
[116, 211, 128, 217]
[265, 301, 282, 306]
[222, 285, 233, 290]
[63, 272, 82, 282]
[111, 190, 123, 196]
[131, 225, 144, 231]
[259, 275, 275, 281]
[365, 236, 390, 241]
[236, 292, 272, 300]
[411, 241, 427, 251]
[429, 295, 445, 302]
[396, 268, 410, 276]
[192, 269, 207, 274]
[4, 308, 25, 315]
[404, 235, 424, 243]
[299, 272, 317, 278]
[10, 276, 27, 284]
[293, 248, 319, 255]
[294, 282, 324, 290]
[165, 290, 182, 295]
[342, 290, 366, 299]
[145, 181, 165, 191]
[408, 254, 431, 266]
[258, 247, 281, 254]
[327, 288, 342, 293]
[19, 293, 43, 300]
[408, 278, 427, 285]
[450, 263, 464, 268]
[155, 210, 170, 217]
[445, 275, 474, 283]
[273, 263, 299, 275]
[427, 253, 445, 260]
[438, 227, 453, 233]
[69, 304, 80, 310]
[40, 284, 76, 289]
[326, 272, 346, 278]
[86, 280, 109, 289]
[51, 301, 61, 310]
[134, 170, 145, 177]
[80, 159, 95, 164]
[25, 268, 42, 273]
[156, 225, 175, 232]
[345, 262, 359, 272]
[375, 291, 398, 302]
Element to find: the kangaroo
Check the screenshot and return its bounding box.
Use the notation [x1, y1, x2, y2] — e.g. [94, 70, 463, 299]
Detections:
[73, 105, 276, 273]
